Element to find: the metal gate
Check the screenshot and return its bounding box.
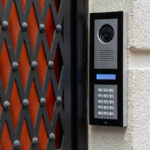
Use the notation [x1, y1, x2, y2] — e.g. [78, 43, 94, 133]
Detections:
[0, 0, 71, 149]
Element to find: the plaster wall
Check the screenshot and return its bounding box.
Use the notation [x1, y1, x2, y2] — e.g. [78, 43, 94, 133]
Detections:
[89, 0, 150, 150]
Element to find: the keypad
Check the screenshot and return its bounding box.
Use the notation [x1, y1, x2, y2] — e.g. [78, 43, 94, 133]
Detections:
[94, 85, 118, 120]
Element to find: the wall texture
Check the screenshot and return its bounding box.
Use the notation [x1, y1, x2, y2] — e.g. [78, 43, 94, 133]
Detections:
[89, 0, 150, 150]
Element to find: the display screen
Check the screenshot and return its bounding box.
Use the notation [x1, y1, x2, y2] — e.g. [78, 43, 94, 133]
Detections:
[96, 74, 116, 80]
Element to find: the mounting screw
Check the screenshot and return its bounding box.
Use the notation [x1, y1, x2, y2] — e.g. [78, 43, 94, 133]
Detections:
[21, 22, 28, 32]
[32, 137, 38, 146]
[31, 61, 38, 70]
[3, 101, 10, 111]
[40, 97, 46, 107]
[2, 20, 8, 31]
[56, 24, 62, 33]
[49, 133, 55, 140]
[56, 96, 62, 105]
[39, 24, 45, 33]
[13, 140, 20, 149]
[23, 99, 29, 108]
[12, 61, 19, 71]
[48, 61, 54, 69]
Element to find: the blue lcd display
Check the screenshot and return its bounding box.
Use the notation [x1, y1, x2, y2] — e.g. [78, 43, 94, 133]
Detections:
[96, 74, 116, 80]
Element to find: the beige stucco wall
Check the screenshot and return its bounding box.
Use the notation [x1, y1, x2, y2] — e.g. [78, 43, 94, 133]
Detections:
[89, 0, 150, 150]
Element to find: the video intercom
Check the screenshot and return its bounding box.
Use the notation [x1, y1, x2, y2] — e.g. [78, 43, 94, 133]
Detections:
[90, 12, 127, 127]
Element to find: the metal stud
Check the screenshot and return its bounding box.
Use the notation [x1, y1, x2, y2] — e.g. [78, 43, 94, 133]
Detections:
[40, 97, 46, 107]
[3, 101, 10, 111]
[23, 99, 29, 108]
[49, 133, 55, 140]
[39, 24, 45, 33]
[56, 24, 62, 33]
[13, 140, 20, 149]
[48, 61, 54, 69]
[56, 96, 63, 105]
[32, 137, 38, 146]
[2, 20, 8, 31]
[31, 61, 38, 70]
[12, 61, 19, 71]
[21, 22, 28, 32]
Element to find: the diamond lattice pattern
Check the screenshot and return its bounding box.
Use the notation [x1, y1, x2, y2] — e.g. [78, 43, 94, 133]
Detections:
[0, 0, 65, 150]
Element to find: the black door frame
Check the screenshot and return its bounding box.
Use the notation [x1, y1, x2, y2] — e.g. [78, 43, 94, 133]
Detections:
[72, 0, 88, 150]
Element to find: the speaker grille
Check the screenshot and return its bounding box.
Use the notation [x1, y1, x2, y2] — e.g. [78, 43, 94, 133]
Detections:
[96, 49, 115, 62]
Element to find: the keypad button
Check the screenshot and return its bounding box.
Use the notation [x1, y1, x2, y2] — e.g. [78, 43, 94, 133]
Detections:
[103, 88, 109, 92]
[103, 100, 109, 105]
[97, 100, 103, 104]
[109, 100, 114, 105]
[109, 88, 114, 93]
[109, 106, 114, 110]
[98, 105, 103, 110]
[98, 94, 103, 98]
[103, 112, 109, 116]
[98, 111, 103, 116]
[109, 94, 114, 99]
[103, 94, 109, 98]
[98, 88, 103, 92]
[103, 106, 109, 110]
[109, 112, 114, 116]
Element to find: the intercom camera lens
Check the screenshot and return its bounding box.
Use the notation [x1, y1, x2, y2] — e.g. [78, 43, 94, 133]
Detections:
[99, 24, 114, 43]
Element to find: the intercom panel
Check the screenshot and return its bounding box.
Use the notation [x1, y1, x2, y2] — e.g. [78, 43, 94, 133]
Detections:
[90, 12, 127, 127]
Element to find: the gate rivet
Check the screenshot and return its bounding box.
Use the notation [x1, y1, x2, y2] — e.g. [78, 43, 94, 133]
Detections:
[32, 137, 38, 146]
[48, 61, 54, 69]
[3, 101, 10, 110]
[40, 97, 46, 107]
[56, 96, 62, 105]
[31, 61, 38, 70]
[13, 140, 20, 149]
[12, 61, 19, 71]
[56, 24, 62, 33]
[49, 133, 55, 140]
[2, 21, 8, 31]
[39, 24, 45, 33]
[23, 99, 29, 108]
[21, 22, 28, 32]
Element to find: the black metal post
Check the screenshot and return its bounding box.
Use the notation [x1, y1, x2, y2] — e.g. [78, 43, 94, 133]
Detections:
[72, 0, 88, 149]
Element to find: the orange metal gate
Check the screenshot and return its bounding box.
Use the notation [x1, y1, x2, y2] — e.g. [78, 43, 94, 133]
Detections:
[0, 0, 71, 149]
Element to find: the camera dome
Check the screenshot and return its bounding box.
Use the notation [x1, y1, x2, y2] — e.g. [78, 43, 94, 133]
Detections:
[99, 24, 114, 43]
